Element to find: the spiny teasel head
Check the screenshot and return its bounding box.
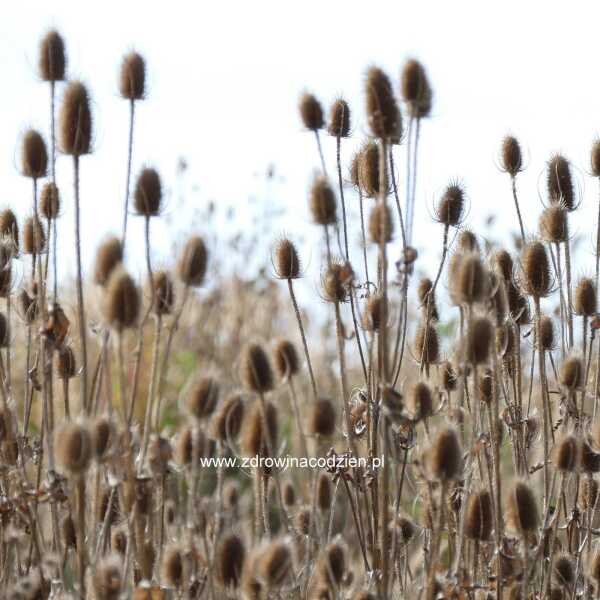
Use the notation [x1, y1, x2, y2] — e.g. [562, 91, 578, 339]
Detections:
[39, 30, 66, 81]
[554, 554, 575, 590]
[62, 514, 77, 549]
[308, 398, 336, 438]
[40, 182, 60, 220]
[458, 229, 480, 254]
[494, 249, 514, 281]
[507, 480, 539, 534]
[582, 478, 599, 510]
[178, 235, 208, 287]
[211, 394, 244, 442]
[477, 368, 493, 404]
[591, 138, 600, 177]
[547, 153, 576, 210]
[272, 339, 299, 380]
[435, 182, 465, 227]
[358, 140, 382, 198]
[581, 439, 600, 473]
[464, 490, 493, 541]
[539, 315, 556, 351]
[0, 265, 12, 300]
[59, 81, 93, 156]
[521, 240, 552, 298]
[97, 489, 118, 526]
[452, 253, 489, 306]
[119, 51, 146, 101]
[186, 377, 219, 419]
[310, 176, 337, 226]
[559, 355, 584, 391]
[349, 151, 361, 190]
[174, 425, 207, 466]
[574, 277, 597, 316]
[316, 472, 332, 511]
[23, 216, 45, 255]
[368, 202, 393, 244]
[19, 289, 37, 324]
[104, 268, 140, 331]
[258, 539, 293, 589]
[152, 270, 174, 315]
[0, 313, 10, 350]
[408, 381, 434, 421]
[294, 506, 312, 535]
[466, 317, 493, 365]
[240, 342, 274, 394]
[401, 59, 432, 119]
[21, 129, 48, 179]
[0, 209, 19, 252]
[365, 66, 402, 140]
[413, 321, 439, 365]
[500, 135, 523, 177]
[441, 360, 458, 391]
[427, 426, 462, 481]
[317, 540, 346, 588]
[240, 399, 278, 457]
[539, 204, 568, 244]
[299, 92, 324, 131]
[552, 435, 580, 472]
[216, 532, 246, 589]
[91, 416, 114, 461]
[282, 480, 296, 507]
[241, 552, 264, 600]
[490, 274, 508, 326]
[55, 421, 92, 475]
[274, 237, 301, 280]
[507, 281, 531, 324]
[94, 236, 123, 287]
[322, 261, 352, 303]
[417, 278, 439, 321]
[134, 167, 162, 217]
[363, 294, 388, 331]
[327, 98, 350, 138]
[162, 545, 184, 589]
[93, 554, 122, 600]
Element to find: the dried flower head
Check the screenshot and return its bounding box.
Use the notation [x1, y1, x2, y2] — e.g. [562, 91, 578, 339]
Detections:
[414, 322, 439, 365]
[211, 394, 244, 442]
[316, 472, 332, 511]
[464, 490, 493, 541]
[0, 209, 19, 252]
[539, 204, 568, 244]
[359, 141, 382, 198]
[104, 268, 140, 331]
[94, 236, 123, 287]
[466, 317, 493, 365]
[40, 182, 60, 219]
[258, 540, 292, 589]
[574, 277, 596, 316]
[216, 533, 246, 589]
[178, 235, 208, 287]
[274, 237, 301, 280]
[94, 555, 122, 600]
[559, 355, 584, 390]
[59, 81, 93, 156]
[428, 426, 462, 481]
[162, 545, 184, 589]
[310, 176, 337, 226]
[368, 203, 393, 244]
[591, 138, 600, 177]
[55, 422, 92, 475]
[186, 377, 219, 419]
[39, 30, 66, 81]
[119, 51, 146, 100]
[500, 136, 523, 177]
[308, 398, 336, 437]
[408, 381, 434, 421]
[521, 241, 552, 298]
[365, 66, 402, 140]
[539, 316, 555, 351]
[435, 182, 465, 226]
[21, 129, 48, 179]
[363, 294, 388, 331]
[23, 216, 45, 255]
[299, 93, 324, 131]
[272, 339, 299, 379]
[240, 400, 278, 457]
[401, 59, 432, 119]
[152, 270, 175, 315]
[547, 154, 575, 210]
[322, 262, 352, 303]
[327, 98, 350, 138]
[552, 435, 580, 472]
[134, 167, 162, 217]
[240, 342, 274, 394]
[507, 480, 539, 534]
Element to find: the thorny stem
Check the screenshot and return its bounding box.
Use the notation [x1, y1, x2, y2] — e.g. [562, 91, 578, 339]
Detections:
[511, 176, 526, 243]
[121, 99, 136, 252]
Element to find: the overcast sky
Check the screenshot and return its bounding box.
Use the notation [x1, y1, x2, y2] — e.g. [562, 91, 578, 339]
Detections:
[2, 0, 600, 302]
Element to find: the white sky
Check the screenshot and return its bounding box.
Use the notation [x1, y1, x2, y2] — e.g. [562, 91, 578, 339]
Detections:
[2, 0, 600, 302]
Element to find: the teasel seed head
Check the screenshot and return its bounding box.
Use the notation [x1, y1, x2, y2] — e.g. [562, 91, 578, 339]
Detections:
[458, 229, 480, 254]
[40, 182, 60, 219]
[428, 426, 462, 481]
[273, 339, 300, 379]
[308, 398, 336, 438]
[152, 270, 174, 315]
[162, 545, 184, 589]
[453, 253, 489, 305]
[94, 554, 122, 600]
[417, 278, 439, 321]
[477, 368, 493, 404]
[359, 141, 382, 198]
[466, 317, 493, 365]
[104, 268, 140, 331]
[21, 129, 48, 179]
[500, 135, 523, 177]
[59, 81, 93, 156]
[547, 154, 575, 210]
[508, 282, 531, 324]
[554, 554, 575, 589]
[299, 92, 324, 131]
[211, 393, 244, 442]
[19, 289, 37, 324]
[178, 235, 208, 287]
[317, 541, 346, 587]
[295, 507, 312, 535]
[0, 263, 11, 299]
[322, 261, 352, 303]
[401, 59, 432, 119]
[408, 381, 434, 420]
[174, 425, 206, 466]
[327, 98, 350, 138]
[317, 472, 332, 511]
[134, 167, 162, 217]
[55, 422, 92, 475]
[0, 209, 19, 252]
[282, 480, 296, 507]
[62, 514, 76, 548]
[119, 51, 146, 101]
[582, 478, 599, 510]
[591, 138, 600, 177]
[240, 342, 274, 394]
[91, 416, 114, 460]
[494, 249, 514, 281]
[365, 66, 402, 140]
[574, 277, 596, 316]
[94, 236, 123, 287]
[539, 315, 556, 351]
[559, 355, 584, 390]
[310, 176, 337, 226]
[186, 377, 219, 419]
[240, 399, 278, 457]
[274, 237, 301, 279]
[464, 490, 493, 541]
[23, 216, 45, 255]
[521, 240, 552, 298]
[435, 182, 465, 227]
[363, 294, 388, 331]
[216, 532, 246, 589]
[368, 203, 393, 244]
[441, 360, 458, 391]
[539, 204, 568, 244]
[413, 322, 439, 365]
[553, 435, 580, 472]
[258, 539, 292, 589]
[349, 151, 361, 189]
[39, 30, 66, 81]
[507, 480, 539, 534]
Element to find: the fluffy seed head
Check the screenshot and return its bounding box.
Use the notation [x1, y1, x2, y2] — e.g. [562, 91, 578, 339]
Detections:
[539, 316, 555, 351]
[401, 59, 432, 119]
[521, 241, 552, 298]
[240, 343, 274, 394]
[187, 377, 219, 419]
[574, 277, 596, 316]
[134, 167, 162, 216]
[310, 176, 337, 226]
[39, 30, 66, 81]
[435, 183, 465, 226]
[178, 236, 208, 287]
[308, 398, 336, 437]
[464, 490, 493, 541]
[466, 317, 493, 365]
[507, 480, 539, 534]
[23, 216, 45, 255]
[59, 81, 93, 156]
[152, 270, 174, 315]
[365, 66, 402, 140]
[539, 205, 568, 243]
[162, 546, 184, 589]
[414, 322, 439, 365]
[272, 339, 299, 379]
[359, 141, 381, 198]
[119, 51, 146, 100]
[299, 93, 324, 131]
[368, 203, 393, 244]
[104, 268, 140, 331]
[21, 129, 48, 179]
[55, 422, 92, 475]
[40, 182, 60, 219]
[408, 381, 434, 420]
[94, 236, 123, 287]
[553, 435, 580, 472]
[500, 136, 523, 176]
[216, 533, 246, 589]
[327, 98, 350, 138]
[591, 138, 600, 177]
[317, 472, 332, 511]
[211, 394, 245, 442]
[547, 154, 575, 210]
[428, 426, 462, 481]
[559, 356, 584, 390]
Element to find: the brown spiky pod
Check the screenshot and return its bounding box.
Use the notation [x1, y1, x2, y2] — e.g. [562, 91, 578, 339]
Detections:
[592, 139, 600, 177]
[211, 394, 244, 442]
[98, 489, 119, 527]
[40, 182, 60, 219]
[186, 377, 219, 419]
[435, 182, 465, 226]
[240, 342, 274, 394]
[295, 506, 312, 535]
[119, 51, 146, 101]
[452, 253, 488, 305]
[428, 426, 462, 481]
[39, 30, 66, 81]
[59, 81, 93, 156]
[466, 317, 493, 365]
[19, 289, 37, 324]
[327, 98, 350, 138]
[55, 422, 92, 475]
[0, 313, 9, 349]
[274, 238, 301, 279]
[363, 294, 388, 331]
[349, 151, 361, 189]
[178, 235, 208, 287]
[240, 399, 278, 457]
[539, 204, 568, 244]
[417, 278, 439, 321]
[500, 135, 523, 177]
[162, 545, 184, 589]
[458, 230, 480, 254]
[554, 554, 575, 589]
[464, 490, 493, 541]
[0, 209, 19, 251]
[93, 555, 122, 600]
[152, 270, 174, 315]
[441, 360, 458, 391]
[21, 129, 48, 179]
[559, 355, 583, 390]
[272, 339, 300, 379]
[582, 478, 599, 510]
[574, 277, 597, 316]
[368, 203, 393, 244]
[401, 59, 432, 119]
[134, 167, 162, 217]
[539, 316, 556, 351]
[104, 268, 140, 331]
[316, 472, 332, 511]
[62, 514, 77, 548]
[408, 381, 434, 420]
[547, 154, 575, 210]
[507, 480, 539, 534]
[299, 93, 324, 131]
[308, 398, 336, 437]
[552, 435, 580, 472]
[310, 176, 337, 226]
[0, 264, 12, 299]
[507, 282, 530, 324]
[23, 216, 45, 255]
[91, 416, 114, 460]
[216, 532, 246, 589]
[258, 539, 292, 589]
[94, 236, 123, 286]
[317, 541, 346, 588]
[494, 249, 514, 281]
[365, 66, 402, 140]
[521, 240, 552, 298]
[359, 141, 382, 198]
[413, 322, 439, 365]
[477, 368, 493, 404]
[322, 262, 352, 303]
[174, 425, 207, 466]
[282, 480, 296, 507]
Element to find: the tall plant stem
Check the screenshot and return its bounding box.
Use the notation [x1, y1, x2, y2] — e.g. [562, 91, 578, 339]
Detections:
[335, 137, 349, 261]
[511, 176, 526, 243]
[358, 188, 370, 283]
[314, 130, 327, 176]
[565, 221, 574, 348]
[121, 99, 136, 251]
[49, 81, 58, 303]
[535, 297, 550, 510]
[287, 378, 309, 458]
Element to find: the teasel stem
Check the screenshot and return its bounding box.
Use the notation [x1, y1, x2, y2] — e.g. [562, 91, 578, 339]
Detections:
[565, 224, 574, 348]
[553, 243, 567, 358]
[121, 99, 135, 251]
[380, 417, 391, 597]
[314, 130, 327, 176]
[389, 145, 408, 251]
[287, 377, 309, 458]
[73, 155, 88, 412]
[358, 187, 370, 283]
[49, 80, 59, 303]
[342, 475, 371, 572]
[427, 480, 447, 599]
[5, 294, 11, 395]
[335, 136, 349, 261]
[378, 138, 390, 382]
[76, 475, 86, 598]
[404, 116, 414, 243]
[511, 176, 526, 243]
